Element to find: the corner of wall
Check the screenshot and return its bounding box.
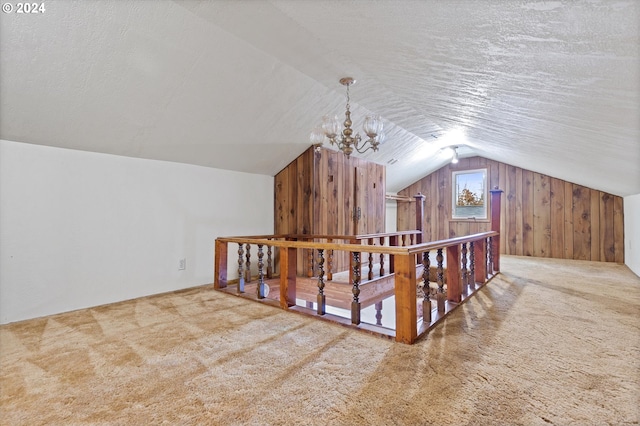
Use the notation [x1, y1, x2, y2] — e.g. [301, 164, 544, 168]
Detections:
[624, 193, 640, 277]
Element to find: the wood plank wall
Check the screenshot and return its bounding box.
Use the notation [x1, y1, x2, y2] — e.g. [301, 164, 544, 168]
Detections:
[397, 156, 624, 263]
[275, 146, 386, 274]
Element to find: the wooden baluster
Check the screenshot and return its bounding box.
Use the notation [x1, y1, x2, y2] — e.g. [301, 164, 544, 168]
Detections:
[368, 238, 374, 281]
[436, 248, 445, 313]
[326, 238, 333, 281]
[487, 236, 493, 277]
[375, 301, 383, 326]
[379, 236, 385, 276]
[317, 249, 326, 315]
[422, 251, 432, 323]
[245, 244, 251, 283]
[237, 243, 245, 293]
[351, 252, 361, 325]
[461, 243, 468, 294]
[257, 244, 265, 299]
[307, 248, 314, 277]
[469, 241, 475, 292]
[266, 244, 273, 279]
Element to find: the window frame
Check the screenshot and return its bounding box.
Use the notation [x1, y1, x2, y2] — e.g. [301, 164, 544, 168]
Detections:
[451, 168, 489, 220]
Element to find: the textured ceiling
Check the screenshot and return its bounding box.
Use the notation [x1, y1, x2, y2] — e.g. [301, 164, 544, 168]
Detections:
[1, 0, 638, 195]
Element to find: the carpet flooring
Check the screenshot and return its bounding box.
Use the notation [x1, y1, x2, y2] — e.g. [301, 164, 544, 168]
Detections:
[1, 255, 639, 425]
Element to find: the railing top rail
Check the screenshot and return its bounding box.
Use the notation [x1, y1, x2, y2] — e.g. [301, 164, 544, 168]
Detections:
[220, 231, 421, 242]
[354, 230, 422, 239]
[404, 231, 498, 254]
[217, 231, 498, 255]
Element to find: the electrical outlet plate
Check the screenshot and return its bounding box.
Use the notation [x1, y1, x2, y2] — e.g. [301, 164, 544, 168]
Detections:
[179, 258, 186, 270]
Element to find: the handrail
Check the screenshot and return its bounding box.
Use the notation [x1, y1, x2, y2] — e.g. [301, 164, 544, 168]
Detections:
[216, 231, 496, 255]
[220, 231, 421, 242]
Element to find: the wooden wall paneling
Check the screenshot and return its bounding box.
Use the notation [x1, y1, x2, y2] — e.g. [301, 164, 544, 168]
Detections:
[395, 155, 624, 263]
[506, 165, 518, 254]
[489, 159, 500, 191]
[314, 148, 326, 235]
[424, 174, 434, 241]
[590, 189, 601, 261]
[274, 168, 287, 234]
[327, 150, 339, 235]
[572, 185, 591, 260]
[341, 154, 354, 236]
[412, 181, 421, 233]
[498, 162, 507, 254]
[563, 181, 574, 259]
[438, 166, 449, 240]
[335, 153, 346, 236]
[397, 190, 411, 231]
[354, 166, 367, 234]
[452, 221, 470, 239]
[613, 196, 624, 263]
[375, 163, 386, 233]
[599, 192, 615, 262]
[522, 170, 535, 256]
[297, 152, 312, 235]
[549, 178, 565, 259]
[365, 164, 375, 233]
[515, 167, 524, 255]
[295, 152, 310, 274]
[287, 163, 297, 233]
[531, 173, 550, 257]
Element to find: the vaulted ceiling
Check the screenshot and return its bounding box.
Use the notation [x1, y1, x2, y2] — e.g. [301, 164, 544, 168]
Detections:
[1, 0, 638, 196]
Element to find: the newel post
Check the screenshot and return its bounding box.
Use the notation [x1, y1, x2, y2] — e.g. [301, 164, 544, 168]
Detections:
[214, 239, 228, 289]
[279, 247, 297, 308]
[395, 252, 417, 344]
[414, 192, 426, 244]
[490, 187, 503, 272]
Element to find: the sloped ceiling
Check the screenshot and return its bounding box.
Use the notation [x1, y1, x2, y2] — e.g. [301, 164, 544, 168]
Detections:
[1, 0, 638, 196]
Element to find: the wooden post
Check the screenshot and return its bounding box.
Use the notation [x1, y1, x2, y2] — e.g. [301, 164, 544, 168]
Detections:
[214, 239, 228, 289]
[474, 240, 486, 284]
[446, 245, 462, 303]
[279, 247, 297, 308]
[395, 253, 417, 344]
[389, 235, 398, 273]
[490, 188, 503, 272]
[414, 193, 426, 244]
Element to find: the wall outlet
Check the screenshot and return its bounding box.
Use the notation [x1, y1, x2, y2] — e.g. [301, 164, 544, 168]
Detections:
[179, 258, 186, 270]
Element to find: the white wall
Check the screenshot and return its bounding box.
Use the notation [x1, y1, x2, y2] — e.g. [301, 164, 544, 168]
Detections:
[0, 140, 274, 323]
[624, 193, 640, 277]
[385, 199, 397, 233]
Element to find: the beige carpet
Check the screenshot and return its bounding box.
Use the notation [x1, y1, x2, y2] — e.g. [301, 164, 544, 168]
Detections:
[1, 256, 639, 425]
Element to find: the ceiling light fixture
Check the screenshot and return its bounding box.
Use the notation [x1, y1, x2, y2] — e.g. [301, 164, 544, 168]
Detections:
[451, 146, 459, 164]
[310, 77, 386, 157]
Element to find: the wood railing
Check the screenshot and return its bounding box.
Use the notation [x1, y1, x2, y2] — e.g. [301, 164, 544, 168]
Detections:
[214, 189, 503, 344]
[215, 230, 499, 344]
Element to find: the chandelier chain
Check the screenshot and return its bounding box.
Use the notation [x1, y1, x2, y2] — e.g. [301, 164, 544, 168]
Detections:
[345, 83, 350, 111]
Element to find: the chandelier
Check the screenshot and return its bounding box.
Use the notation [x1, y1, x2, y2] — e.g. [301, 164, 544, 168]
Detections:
[310, 77, 386, 157]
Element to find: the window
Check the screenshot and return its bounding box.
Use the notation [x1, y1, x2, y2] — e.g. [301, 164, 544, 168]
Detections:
[452, 168, 488, 219]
